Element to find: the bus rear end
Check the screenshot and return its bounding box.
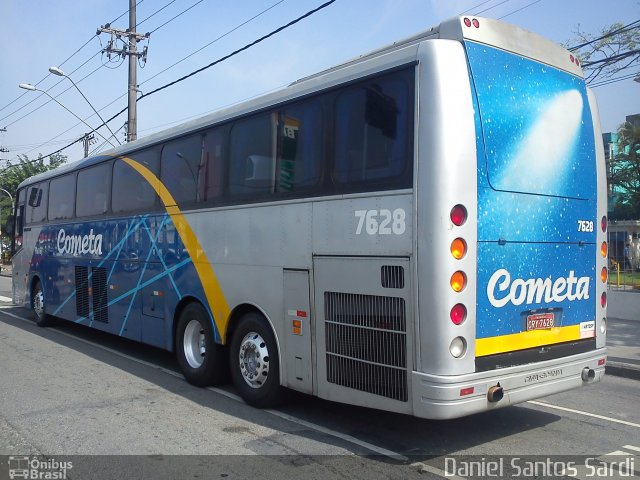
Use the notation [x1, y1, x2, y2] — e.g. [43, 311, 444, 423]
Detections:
[414, 17, 607, 419]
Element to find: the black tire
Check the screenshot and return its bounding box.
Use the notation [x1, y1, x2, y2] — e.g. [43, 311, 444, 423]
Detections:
[32, 280, 53, 327]
[229, 312, 286, 408]
[175, 302, 228, 387]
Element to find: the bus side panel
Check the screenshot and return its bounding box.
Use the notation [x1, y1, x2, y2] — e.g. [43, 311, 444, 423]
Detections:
[415, 39, 478, 376]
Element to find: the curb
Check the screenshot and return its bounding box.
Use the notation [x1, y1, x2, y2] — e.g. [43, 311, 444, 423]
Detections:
[606, 361, 640, 381]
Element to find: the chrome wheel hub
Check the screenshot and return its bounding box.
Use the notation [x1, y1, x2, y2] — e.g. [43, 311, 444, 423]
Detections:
[183, 319, 206, 368]
[238, 332, 270, 388]
[34, 290, 45, 319]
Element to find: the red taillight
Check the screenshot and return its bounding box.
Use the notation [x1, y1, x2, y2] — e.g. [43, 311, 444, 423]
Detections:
[460, 386, 475, 396]
[598, 358, 606, 366]
[601, 292, 607, 308]
[570, 54, 575, 63]
[450, 205, 467, 226]
[464, 17, 472, 27]
[472, 18, 479, 28]
[601, 216, 607, 232]
[450, 304, 467, 325]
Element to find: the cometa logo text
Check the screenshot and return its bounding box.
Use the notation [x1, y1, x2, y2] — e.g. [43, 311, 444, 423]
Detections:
[487, 269, 590, 308]
[57, 229, 103, 256]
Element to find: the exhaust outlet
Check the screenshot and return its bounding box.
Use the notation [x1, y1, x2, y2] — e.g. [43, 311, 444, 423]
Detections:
[581, 367, 596, 382]
[487, 383, 504, 403]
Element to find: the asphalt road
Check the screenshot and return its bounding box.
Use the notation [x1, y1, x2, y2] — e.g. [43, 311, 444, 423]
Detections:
[0, 275, 638, 480]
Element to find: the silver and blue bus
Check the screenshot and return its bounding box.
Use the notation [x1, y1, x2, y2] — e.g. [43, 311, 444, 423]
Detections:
[11, 16, 607, 419]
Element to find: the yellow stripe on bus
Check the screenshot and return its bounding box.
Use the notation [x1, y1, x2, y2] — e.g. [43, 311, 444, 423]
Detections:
[118, 156, 232, 343]
[476, 325, 582, 357]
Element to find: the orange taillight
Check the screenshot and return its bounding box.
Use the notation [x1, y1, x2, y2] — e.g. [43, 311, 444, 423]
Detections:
[601, 267, 608, 283]
[450, 238, 467, 260]
[450, 271, 467, 292]
[601, 242, 607, 258]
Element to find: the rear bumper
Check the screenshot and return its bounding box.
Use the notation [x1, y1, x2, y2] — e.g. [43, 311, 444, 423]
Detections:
[411, 348, 606, 419]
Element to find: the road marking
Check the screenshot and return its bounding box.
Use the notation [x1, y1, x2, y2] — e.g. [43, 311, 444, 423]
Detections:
[528, 401, 640, 428]
[0, 296, 13, 302]
[0, 308, 408, 462]
[265, 408, 408, 461]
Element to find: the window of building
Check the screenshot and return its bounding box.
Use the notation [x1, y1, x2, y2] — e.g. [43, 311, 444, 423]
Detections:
[333, 70, 413, 189]
[112, 149, 160, 213]
[76, 163, 111, 217]
[48, 174, 76, 220]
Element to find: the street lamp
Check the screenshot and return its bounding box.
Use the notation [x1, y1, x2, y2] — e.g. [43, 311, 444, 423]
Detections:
[48, 66, 121, 146]
[18, 83, 116, 148]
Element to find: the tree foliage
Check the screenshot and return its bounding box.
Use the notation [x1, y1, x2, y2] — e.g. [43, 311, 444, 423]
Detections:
[566, 21, 640, 84]
[609, 121, 640, 220]
[0, 153, 67, 240]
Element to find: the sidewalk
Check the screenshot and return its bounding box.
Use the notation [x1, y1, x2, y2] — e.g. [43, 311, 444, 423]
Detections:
[1, 264, 638, 379]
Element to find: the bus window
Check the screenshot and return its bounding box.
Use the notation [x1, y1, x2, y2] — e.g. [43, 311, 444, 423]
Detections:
[48, 174, 76, 220]
[276, 101, 322, 193]
[112, 149, 160, 213]
[333, 71, 412, 188]
[161, 135, 202, 206]
[199, 128, 225, 203]
[229, 113, 276, 198]
[25, 182, 48, 224]
[76, 162, 111, 217]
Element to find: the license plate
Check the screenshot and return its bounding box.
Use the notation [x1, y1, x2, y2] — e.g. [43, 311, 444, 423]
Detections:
[526, 312, 555, 331]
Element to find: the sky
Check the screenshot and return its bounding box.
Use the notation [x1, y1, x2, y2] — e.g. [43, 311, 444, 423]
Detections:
[0, 0, 638, 164]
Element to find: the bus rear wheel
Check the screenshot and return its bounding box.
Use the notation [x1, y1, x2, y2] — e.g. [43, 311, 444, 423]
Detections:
[230, 312, 285, 408]
[32, 280, 53, 327]
[176, 302, 227, 387]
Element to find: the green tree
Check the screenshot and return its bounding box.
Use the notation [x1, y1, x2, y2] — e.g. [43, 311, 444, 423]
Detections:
[566, 21, 640, 84]
[0, 153, 67, 251]
[609, 121, 640, 220]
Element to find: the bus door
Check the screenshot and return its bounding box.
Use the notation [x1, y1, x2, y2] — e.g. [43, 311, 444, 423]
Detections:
[11, 189, 29, 306]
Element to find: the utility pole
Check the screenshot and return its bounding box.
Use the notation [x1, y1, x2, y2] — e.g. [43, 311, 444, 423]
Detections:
[82, 133, 96, 158]
[97, 0, 149, 142]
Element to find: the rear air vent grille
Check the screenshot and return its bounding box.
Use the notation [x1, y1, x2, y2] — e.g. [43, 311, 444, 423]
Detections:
[324, 292, 407, 402]
[91, 267, 108, 323]
[75, 266, 90, 318]
[381, 265, 404, 289]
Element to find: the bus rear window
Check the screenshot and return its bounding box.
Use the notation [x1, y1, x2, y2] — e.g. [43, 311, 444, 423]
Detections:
[333, 71, 413, 189]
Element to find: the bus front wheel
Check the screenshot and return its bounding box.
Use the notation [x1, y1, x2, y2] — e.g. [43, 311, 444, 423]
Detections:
[32, 280, 53, 327]
[176, 302, 227, 387]
[230, 312, 286, 408]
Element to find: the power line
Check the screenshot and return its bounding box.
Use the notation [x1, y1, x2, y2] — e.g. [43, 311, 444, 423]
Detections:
[498, 0, 543, 20]
[581, 48, 640, 68]
[5, 0, 337, 167]
[148, 0, 206, 34]
[138, 0, 285, 90]
[590, 71, 640, 88]
[474, 0, 514, 16]
[568, 19, 640, 51]
[0, 51, 103, 126]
